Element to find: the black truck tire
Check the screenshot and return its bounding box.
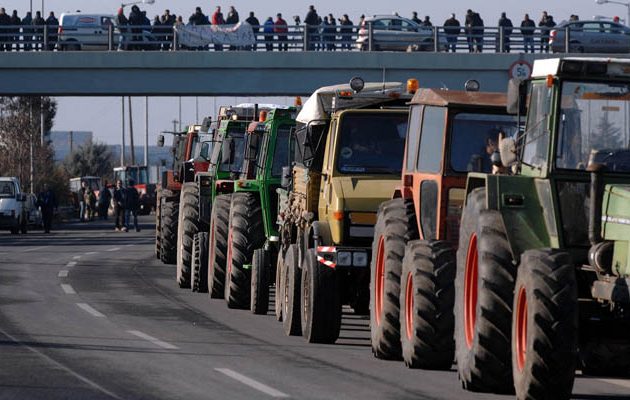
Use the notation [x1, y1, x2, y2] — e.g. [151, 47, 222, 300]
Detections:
[191, 232, 209, 293]
[455, 188, 516, 393]
[176, 183, 199, 288]
[283, 244, 302, 336]
[155, 189, 162, 259]
[512, 249, 577, 400]
[207, 194, 231, 299]
[400, 240, 456, 370]
[275, 249, 285, 321]
[225, 193, 265, 309]
[160, 194, 179, 265]
[370, 198, 417, 360]
[581, 341, 630, 377]
[251, 248, 270, 315]
[301, 249, 341, 343]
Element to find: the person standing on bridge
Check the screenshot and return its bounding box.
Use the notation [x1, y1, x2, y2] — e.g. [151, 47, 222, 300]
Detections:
[263, 16, 274, 51]
[45, 12, 58, 51]
[520, 14, 535, 53]
[304, 5, 319, 51]
[32, 11, 45, 51]
[274, 13, 288, 51]
[411, 12, 421, 25]
[538, 11, 554, 53]
[37, 183, 57, 234]
[339, 14, 353, 50]
[0, 8, 11, 52]
[245, 11, 260, 51]
[22, 11, 32, 51]
[497, 12, 513, 53]
[128, 5, 145, 50]
[211, 6, 225, 51]
[226, 6, 240, 50]
[444, 13, 460, 52]
[9, 10, 20, 51]
[113, 180, 126, 232]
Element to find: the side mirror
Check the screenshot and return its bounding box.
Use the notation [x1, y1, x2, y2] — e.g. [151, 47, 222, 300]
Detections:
[221, 138, 235, 165]
[199, 142, 211, 161]
[507, 78, 527, 115]
[281, 166, 292, 188]
[157, 134, 165, 147]
[499, 137, 518, 167]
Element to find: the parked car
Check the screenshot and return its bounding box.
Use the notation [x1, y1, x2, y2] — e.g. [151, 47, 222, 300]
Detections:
[356, 15, 446, 51]
[550, 20, 630, 53]
[0, 177, 28, 234]
[58, 13, 118, 51]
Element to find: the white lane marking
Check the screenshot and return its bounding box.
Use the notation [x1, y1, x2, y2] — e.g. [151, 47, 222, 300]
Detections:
[0, 327, 123, 399]
[66, 261, 77, 267]
[60, 284, 76, 295]
[127, 330, 179, 350]
[72, 255, 82, 260]
[23, 246, 48, 252]
[76, 303, 106, 318]
[598, 378, 630, 389]
[85, 251, 98, 255]
[58, 270, 69, 278]
[106, 247, 121, 252]
[215, 368, 289, 398]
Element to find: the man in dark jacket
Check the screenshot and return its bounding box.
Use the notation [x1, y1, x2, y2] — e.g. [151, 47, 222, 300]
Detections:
[275, 13, 288, 51]
[0, 8, 11, 51]
[245, 11, 260, 50]
[37, 183, 57, 233]
[538, 11, 555, 53]
[444, 13, 460, 52]
[9, 10, 20, 51]
[99, 181, 112, 220]
[188, 7, 208, 25]
[411, 12, 421, 25]
[124, 180, 140, 232]
[520, 14, 535, 53]
[22, 11, 32, 50]
[32, 11, 45, 51]
[497, 12, 513, 52]
[339, 14, 353, 50]
[45, 12, 58, 51]
[113, 180, 126, 231]
[128, 5, 144, 50]
[226, 6, 239, 24]
[304, 5, 319, 50]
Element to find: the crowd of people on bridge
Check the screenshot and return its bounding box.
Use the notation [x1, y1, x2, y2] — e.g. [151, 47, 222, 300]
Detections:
[0, 4, 605, 53]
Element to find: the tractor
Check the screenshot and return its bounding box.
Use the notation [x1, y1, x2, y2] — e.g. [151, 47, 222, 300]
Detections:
[456, 57, 630, 399]
[369, 85, 518, 368]
[113, 165, 155, 215]
[275, 78, 412, 343]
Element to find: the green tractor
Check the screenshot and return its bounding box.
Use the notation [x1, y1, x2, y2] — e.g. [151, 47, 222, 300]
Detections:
[222, 107, 297, 311]
[455, 57, 630, 399]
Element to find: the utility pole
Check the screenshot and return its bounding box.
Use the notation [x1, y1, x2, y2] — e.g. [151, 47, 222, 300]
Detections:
[128, 97, 135, 165]
[121, 96, 126, 166]
[29, 99, 33, 194]
[144, 96, 149, 166]
[178, 96, 182, 130]
[40, 97, 44, 146]
[172, 119, 178, 133]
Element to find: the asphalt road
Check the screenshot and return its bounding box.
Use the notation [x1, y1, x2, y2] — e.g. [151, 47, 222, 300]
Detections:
[1, 216, 629, 400]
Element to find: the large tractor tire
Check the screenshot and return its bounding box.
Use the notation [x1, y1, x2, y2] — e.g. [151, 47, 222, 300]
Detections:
[225, 193, 265, 309]
[155, 189, 162, 259]
[282, 244, 302, 336]
[275, 249, 285, 321]
[251, 249, 270, 315]
[301, 249, 341, 343]
[160, 191, 179, 265]
[370, 198, 417, 360]
[512, 249, 577, 400]
[581, 341, 630, 377]
[455, 188, 516, 393]
[191, 232, 209, 293]
[207, 194, 231, 299]
[400, 240, 456, 370]
[176, 183, 199, 289]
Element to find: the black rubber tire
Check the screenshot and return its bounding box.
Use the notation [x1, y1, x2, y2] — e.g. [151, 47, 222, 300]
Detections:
[160, 193, 179, 265]
[207, 194, 231, 299]
[191, 232, 209, 293]
[400, 240, 456, 370]
[282, 244, 302, 336]
[176, 183, 200, 288]
[225, 193, 265, 309]
[301, 249, 341, 343]
[251, 248, 270, 315]
[512, 249, 578, 400]
[455, 188, 516, 393]
[155, 189, 162, 259]
[370, 198, 417, 360]
[275, 249, 285, 321]
[580, 341, 630, 377]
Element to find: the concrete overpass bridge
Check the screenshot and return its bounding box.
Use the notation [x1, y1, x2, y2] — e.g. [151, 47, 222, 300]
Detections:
[0, 51, 563, 96]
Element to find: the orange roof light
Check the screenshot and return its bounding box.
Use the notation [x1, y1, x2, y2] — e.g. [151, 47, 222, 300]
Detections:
[338, 90, 353, 98]
[407, 78, 419, 94]
[295, 96, 302, 106]
[546, 74, 554, 88]
[259, 110, 268, 122]
[332, 211, 344, 221]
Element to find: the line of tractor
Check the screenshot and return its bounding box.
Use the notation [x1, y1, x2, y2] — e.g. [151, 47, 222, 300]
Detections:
[154, 56, 630, 400]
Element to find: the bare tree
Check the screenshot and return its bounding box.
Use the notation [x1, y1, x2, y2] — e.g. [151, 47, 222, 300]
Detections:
[63, 140, 114, 178]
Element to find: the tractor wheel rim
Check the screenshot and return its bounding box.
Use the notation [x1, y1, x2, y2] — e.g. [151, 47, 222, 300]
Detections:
[375, 235, 385, 326]
[405, 272, 414, 340]
[515, 286, 528, 372]
[464, 233, 478, 349]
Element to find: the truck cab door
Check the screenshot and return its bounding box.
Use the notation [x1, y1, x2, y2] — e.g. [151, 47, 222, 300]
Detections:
[319, 120, 337, 219]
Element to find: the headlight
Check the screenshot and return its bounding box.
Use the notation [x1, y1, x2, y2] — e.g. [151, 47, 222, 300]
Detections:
[353, 252, 368, 267]
[337, 252, 352, 266]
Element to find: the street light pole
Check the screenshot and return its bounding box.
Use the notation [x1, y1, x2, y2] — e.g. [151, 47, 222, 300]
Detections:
[596, 0, 630, 26]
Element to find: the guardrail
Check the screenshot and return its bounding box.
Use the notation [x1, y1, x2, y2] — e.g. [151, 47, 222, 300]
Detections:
[0, 24, 580, 53]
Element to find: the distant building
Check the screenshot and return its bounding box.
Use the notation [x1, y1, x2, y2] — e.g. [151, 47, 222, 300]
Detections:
[48, 131, 93, 162]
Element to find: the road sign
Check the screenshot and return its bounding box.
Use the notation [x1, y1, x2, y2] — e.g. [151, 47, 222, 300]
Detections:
[508, 61, 532, 80]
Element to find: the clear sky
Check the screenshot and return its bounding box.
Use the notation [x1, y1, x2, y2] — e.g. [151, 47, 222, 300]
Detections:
[1, 1, 615, 145]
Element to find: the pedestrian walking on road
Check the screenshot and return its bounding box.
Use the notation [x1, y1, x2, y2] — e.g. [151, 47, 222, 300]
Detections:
[113, 180, 126, 231]
[98, 181, 112, 220]
[274, 13, 288, 51]
[125, 180, 140, 232]
[263, 17, 274, 51]
[78, 181, 87, 222]
[520, 13, 535, 53]
[497, 12, 513, 53]
[85, 186, 97, 222]
[37, 183, 57, 234]
[444, 13, 460, 52]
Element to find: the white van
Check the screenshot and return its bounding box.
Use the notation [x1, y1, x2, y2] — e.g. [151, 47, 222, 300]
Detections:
[0, 177, 28, 234]
[57, 13, 118, 50]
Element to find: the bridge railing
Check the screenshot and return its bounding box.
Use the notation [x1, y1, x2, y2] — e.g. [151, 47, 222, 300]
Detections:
[0, 24, 573, 53]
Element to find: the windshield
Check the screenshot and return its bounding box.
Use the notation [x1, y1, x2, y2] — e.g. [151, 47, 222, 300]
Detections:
[335, 113, 408, 174]
[115, 168, 147, 185]
[450, 113, 518, 173]
[271, 126, 292, 177]
[219, 128, 246, 173]
[0, 181, 16, 198]
[557, 81, 630, 172]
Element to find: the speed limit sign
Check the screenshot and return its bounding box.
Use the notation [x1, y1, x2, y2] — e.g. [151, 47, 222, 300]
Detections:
[508, 61, 532, 80]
